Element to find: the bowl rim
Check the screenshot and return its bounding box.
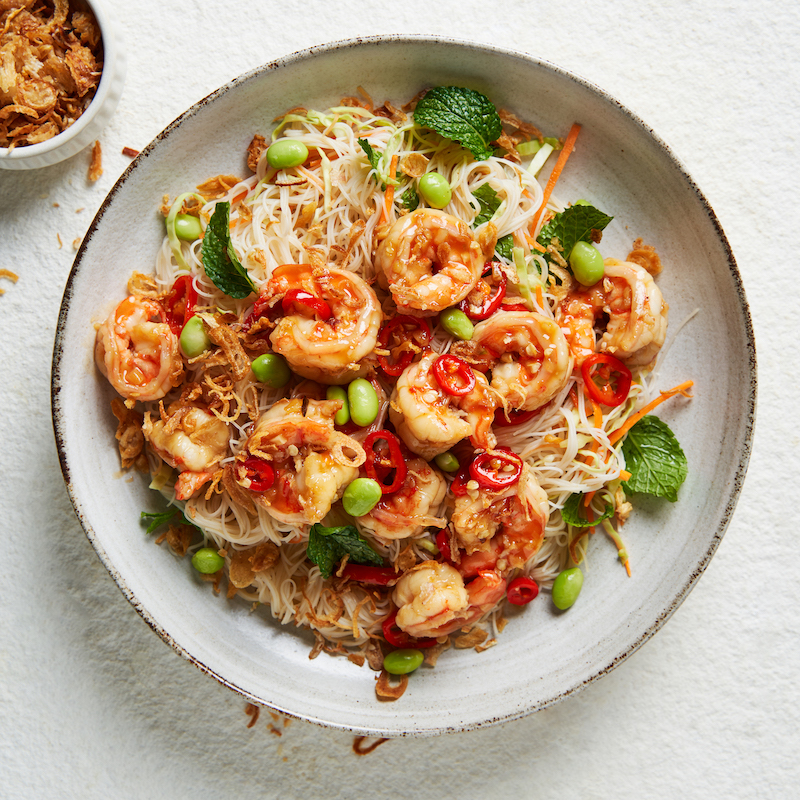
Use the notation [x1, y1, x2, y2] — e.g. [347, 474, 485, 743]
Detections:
[51, 33, 757, 736]
[0, 0, 119, 161]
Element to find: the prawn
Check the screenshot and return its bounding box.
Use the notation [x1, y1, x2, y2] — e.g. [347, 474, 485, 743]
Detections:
[255, 264, 381, 385]
[142, 403, 230, 500]
[451, 465, 549, 570]
[557, 259, 668, 367]
[389, 351, 498, 460]
[375, 209, 486, 315]
[357, 457, 447, 540]
[392, 561, 506, 639]
[472, 310, 573, 413]
[237, 398, 365, 525]
[95, 296, 183, 402]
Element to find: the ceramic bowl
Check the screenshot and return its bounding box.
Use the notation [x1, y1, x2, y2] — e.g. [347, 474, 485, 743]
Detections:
[52, 36, 755, 737]
[0, 0, 125, 170]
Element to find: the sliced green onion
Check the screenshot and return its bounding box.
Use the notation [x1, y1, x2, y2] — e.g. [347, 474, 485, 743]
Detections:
[516, 140, 542, 157]
[527, 143, 554, 177]
[416, 538, 438, 554]
[513, 246, 537, 311]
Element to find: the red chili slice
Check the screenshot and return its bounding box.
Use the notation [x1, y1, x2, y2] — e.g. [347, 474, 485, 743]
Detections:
[382, 610, 438, 649]
[377, 316, 433, 377]
[581, 353, 632, 407]
[469, 447, 523, 491]
[450, 464, 471, 497]
[240, 455, 275, 492]
[493, 407, 537, 427]
[165, 275, 198, 335]
[363, 430, 407, 495]
[459, 262, 507, 320]
[341, 564, 397, 585]
[435, 529, 453, 563]
[506, 576, 539, 605]
[281, 288, 333, 320]
[432, 354, 476, 397]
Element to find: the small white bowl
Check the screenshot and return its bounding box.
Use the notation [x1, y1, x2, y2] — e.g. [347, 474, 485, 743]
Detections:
[0, 0, 125, 171]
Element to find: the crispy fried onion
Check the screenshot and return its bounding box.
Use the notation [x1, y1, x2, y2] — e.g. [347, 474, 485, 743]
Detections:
[375, 670, 408, 701]
[196, 175, 242, 200]
[246, 133, 267, 173]
[110, 398, 147, 470]
[155, 523, 194, 557]
[353, 736, 390, 755]
[453, 627, 488, 649]
[198, 313, 251, 380]
[627, 237, 663, 276]
[221, 463, 256, 513]
[227, 542, 279, 594]
[423, 638, 451, 667]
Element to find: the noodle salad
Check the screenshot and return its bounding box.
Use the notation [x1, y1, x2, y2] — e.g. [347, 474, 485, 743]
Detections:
[94, 86, 691, 698]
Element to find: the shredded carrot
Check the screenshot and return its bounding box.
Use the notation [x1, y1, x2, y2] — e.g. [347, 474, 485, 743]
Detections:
[529, 122, 582, 236]
[620, 470, 632, 481]
[379, 155, 399, 226]
[583, 490, 595, 509]
[532, 241, 547, 253]
[535, 284, 544, 307]
[231, 190, 248, 206]
[608, 380, 694, 447]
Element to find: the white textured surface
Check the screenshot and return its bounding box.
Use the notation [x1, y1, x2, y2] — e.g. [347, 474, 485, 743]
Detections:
[0, 1, 797, 797]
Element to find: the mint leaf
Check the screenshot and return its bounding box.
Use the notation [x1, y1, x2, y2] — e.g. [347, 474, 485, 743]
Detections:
[414, 86, 502, 161]
[140, 509, 200, 535]
[621, 415, 687, 502]
[536, 204, 614, 260]
[357, 138, 381, 172]
[399, 185, 419, 211]
[472, 184, 501, 226]
[561, 494, 615, 528]
[306, 524, 384, 579]
[201, 202, 256, 299]
[495, 234, 514, 261]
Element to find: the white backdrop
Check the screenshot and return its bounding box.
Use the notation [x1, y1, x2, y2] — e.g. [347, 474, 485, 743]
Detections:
[1, 1, 797, 797]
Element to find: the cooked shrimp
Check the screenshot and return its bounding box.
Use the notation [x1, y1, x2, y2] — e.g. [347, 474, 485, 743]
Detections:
[392, 561, 506, 639]
[389, 351, 498, 460]
[557, 259, 668, 367]
[375, 209, 486, 315]
[451, 465, 549, 569]
[256, 264, 381, 384]
[237, 398, 365, 525]
[142, 403, 230, 500]
[95, 296, 183, 402]
[472, 310, 573, 412]
[357, 457, 447, 540]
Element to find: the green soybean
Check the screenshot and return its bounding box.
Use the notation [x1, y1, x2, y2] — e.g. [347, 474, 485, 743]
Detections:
[342, 478, 382, 517]
[418, 172, 452, 209]
[569, 241, 605, 286]
[383, 648, 424, 675]
[266, 138, 309, 169]
[434, 451, 460, 472]
[179, 315, 211, 358]
[174, 213, 203, 241]
[347, 378, 379, 426]
[251, 353, 291, 388]
[192, 547, 224, 574]
[326, 386, 350, 425]
[439, 307, 474, 340]
[552, 567, 584, 610]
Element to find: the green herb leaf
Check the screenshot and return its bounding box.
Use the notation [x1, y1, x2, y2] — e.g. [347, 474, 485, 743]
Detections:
[399, 185, 420, 211]
[561, 494, 616, 528]
[536, 204, 614, 261]
[200, 202, 257, 299]
[306, 523, 384, 579]
[357, 138, 381, 172]
[495, 234, 514, 261]
[414, 86, 502, 161]
[141, 509, 201, 535]
[472, 184, 502, 226]
[621, 415, 688, 502]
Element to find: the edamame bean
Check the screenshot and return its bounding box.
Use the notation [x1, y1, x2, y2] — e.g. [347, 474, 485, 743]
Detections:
[179, 315, 211, 358]
[175, 213, 202, 241]
[439, 307, 474, 340]
[326, 386, 351, 426]
[266, 138, 309, 169]
[569, 241, 605, 286]
[552, 567, 584, 610]
[434, 451, 460, 472]
[192, 547, 224, 574]
[342, 478, 382, 517]
[418, 172, 452, 209]
[383, 648, 424, 675]
[347, 378, 379, 426]
[251, 353, 291, 388]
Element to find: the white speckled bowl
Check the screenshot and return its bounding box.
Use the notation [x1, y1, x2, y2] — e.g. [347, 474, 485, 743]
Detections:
[51, 36, 755, 737]
[0, 0, 125, 170]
